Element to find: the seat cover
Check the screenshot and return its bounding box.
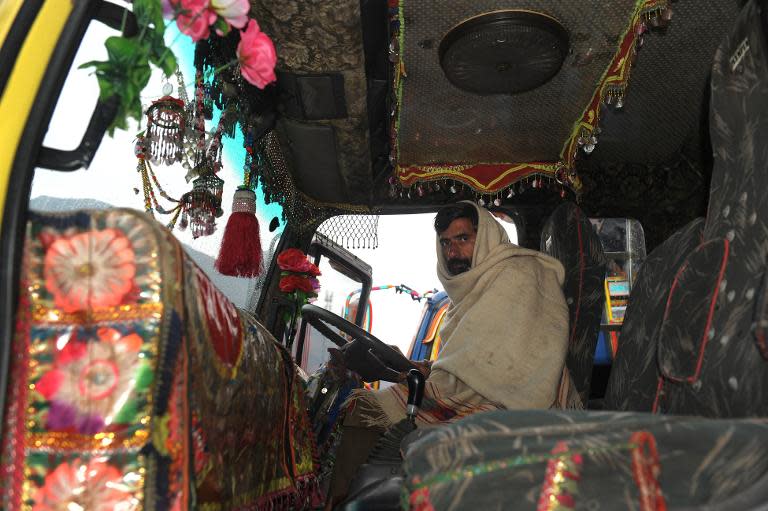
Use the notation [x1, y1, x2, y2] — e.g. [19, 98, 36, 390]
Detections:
[541, 202, 607, 402]
[607, 0, 768, 417]
[1, 209, 318, 510]
[604, 218, 704, 411]
[402, 409, 768, 510]
[652, 0, 768, 417]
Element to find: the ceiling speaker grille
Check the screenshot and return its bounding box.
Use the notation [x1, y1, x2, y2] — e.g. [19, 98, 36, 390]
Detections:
[439, 10, 569, 95]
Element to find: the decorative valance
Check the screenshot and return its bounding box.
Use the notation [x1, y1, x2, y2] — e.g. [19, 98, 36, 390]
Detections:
[390, 0, 672, 198]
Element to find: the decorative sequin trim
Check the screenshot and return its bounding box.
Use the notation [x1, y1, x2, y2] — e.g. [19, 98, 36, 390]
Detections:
[630, 431, 667, 511]
[537, 442, 583, 511]
[31, 302, 164, 324]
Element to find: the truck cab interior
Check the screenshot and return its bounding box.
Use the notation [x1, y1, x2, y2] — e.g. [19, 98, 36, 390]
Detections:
[2, 0, 768, 509]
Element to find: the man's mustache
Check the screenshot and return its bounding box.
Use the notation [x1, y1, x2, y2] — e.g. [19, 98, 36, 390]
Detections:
[447, 258, 471, 274]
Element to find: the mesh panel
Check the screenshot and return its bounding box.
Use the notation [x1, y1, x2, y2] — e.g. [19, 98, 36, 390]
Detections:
[256, 131, 375, 234]
[316, 215, 380, 249]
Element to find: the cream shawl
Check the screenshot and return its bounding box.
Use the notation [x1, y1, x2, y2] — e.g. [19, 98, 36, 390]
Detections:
[431, 201, 571, 410]
[346, 202, 578, 428]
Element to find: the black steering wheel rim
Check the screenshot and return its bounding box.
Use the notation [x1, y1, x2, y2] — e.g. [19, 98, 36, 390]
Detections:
[301, 304, 417, 381]
[301, 304, 369, 347]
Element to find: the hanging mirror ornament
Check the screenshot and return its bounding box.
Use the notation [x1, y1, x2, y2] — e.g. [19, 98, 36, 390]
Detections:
[178, 159, 224, 239]
[145, 96, 186, 165]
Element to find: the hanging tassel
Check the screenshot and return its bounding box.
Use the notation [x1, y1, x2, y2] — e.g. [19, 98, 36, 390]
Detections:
[215, 187, 263, 277]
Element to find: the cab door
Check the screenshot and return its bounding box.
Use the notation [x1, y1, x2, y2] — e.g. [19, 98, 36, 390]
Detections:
[0, 0, 131, 430]
[295, 233, 373, 373]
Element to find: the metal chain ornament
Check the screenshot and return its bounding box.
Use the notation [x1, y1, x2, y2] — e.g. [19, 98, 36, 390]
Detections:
[177, 160, 225, 239]
[144, 96, 186, 165]
[135, 69, 234, 239]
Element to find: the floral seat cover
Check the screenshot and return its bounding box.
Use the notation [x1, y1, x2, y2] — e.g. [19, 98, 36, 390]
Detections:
[606, 0, 768, 417]
[402, 410, 768, 510]
[1, 209, 318, 510]
[540, 202, 607, 403]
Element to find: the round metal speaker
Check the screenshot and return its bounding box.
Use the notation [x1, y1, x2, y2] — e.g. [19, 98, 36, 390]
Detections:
[439, 10, 569, 95]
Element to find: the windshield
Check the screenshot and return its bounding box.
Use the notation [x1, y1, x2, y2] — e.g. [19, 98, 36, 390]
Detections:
[27, 21, 282, 310]
[299, 213, 518, 369]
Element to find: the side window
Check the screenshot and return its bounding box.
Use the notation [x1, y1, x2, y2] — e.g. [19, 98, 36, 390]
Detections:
[297, 213, 444, 373]
[27, 20, 284, 311]
[293, 235, 372, 373]
[489, 208, 520, 244]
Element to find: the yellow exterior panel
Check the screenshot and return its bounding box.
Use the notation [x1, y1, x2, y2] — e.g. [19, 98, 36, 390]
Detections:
[0, 0, 25, 47]
[0, 0, 73, 225]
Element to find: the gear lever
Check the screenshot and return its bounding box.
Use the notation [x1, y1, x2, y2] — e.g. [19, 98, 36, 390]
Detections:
[406, 369, 426, 423]
[342, 368, 429, 507]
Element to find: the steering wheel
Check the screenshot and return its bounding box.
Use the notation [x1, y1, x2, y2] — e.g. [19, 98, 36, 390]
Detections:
[301, 304, 418, 382]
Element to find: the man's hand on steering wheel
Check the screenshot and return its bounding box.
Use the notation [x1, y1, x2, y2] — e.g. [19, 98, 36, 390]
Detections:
[326, 347, 351, 378]
[302, 304, 418, 383]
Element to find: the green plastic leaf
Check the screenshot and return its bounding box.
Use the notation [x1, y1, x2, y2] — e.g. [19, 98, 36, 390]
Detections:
[133, 0, 164, 35]
[78, 60, 111, 72]
[95, 74, 117, 100]
[129, 60, 152, 90]
[159, 52, 177, 77]
[149, 45, 177, 77]
[105, 36, 142, 66]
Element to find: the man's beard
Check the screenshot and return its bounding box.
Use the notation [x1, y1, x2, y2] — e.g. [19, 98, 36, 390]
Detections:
[447, 258, 471, 275]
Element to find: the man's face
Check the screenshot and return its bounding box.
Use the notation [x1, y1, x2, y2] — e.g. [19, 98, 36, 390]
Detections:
[439, 217, 477, 275]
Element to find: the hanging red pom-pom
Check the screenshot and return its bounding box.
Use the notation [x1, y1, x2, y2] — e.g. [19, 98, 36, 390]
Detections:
[215, 188, 263, 277]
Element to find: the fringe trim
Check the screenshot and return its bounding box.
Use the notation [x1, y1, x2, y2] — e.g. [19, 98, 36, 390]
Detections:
[551, 368, 585, 410]
[343, 389, 394, 429]
[204, 474, 320, 511]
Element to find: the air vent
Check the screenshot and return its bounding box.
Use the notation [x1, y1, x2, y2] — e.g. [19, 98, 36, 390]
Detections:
[439, 10, 569, 95]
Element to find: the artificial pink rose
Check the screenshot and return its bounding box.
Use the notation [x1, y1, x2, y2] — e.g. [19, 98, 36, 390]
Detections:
[173, 0, 216, 42]
[210, 0, 250, 29]
[279, 275, 314, 294]
[276, 248, 321, 276]
[237, 20, 277, 89]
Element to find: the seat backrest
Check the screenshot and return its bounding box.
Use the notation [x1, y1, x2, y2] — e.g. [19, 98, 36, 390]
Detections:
[2, 209, 318, 510]
[541, 202, 607, 403]
[654, 1, 768, 416]
[607, 0, 768, 417]
[604, 218, 705, 410]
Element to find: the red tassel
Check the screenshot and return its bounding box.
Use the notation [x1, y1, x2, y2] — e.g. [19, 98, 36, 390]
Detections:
[215, 188, 263, 277]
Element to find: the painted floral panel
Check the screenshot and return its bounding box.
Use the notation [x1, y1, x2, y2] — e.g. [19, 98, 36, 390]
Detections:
[28, 321, 157, 436]
[24, 452, 144, 511]
[26, 211, 163, 320]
